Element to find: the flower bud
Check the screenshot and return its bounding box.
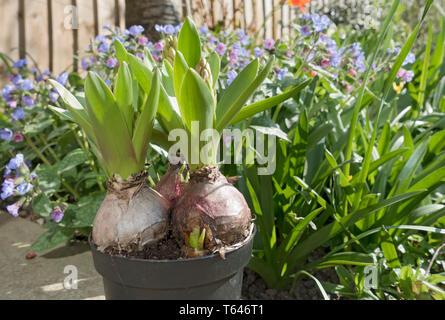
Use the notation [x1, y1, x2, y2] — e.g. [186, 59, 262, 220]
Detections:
[162, 36, 177, 66]
[195, 57, 212, 87]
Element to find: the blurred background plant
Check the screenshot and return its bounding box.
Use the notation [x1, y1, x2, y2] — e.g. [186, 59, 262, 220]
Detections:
[0, 0, 444, 299]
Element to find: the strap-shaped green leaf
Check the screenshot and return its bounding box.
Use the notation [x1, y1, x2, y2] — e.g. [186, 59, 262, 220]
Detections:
[84, 72, 139, 178]
[48, 79, 97, 145]
[173, 51, 189, 100]
[177, 17, 202, 68]
[132, 69, 161, 164]
[128, 53, 153, 94]
[229, 79, 312, 126]
[216, 59, 259, 122]
[114, 61, 134, 135]
[114, 38, 128, 64]
[216, 56, 275, 132]
[157, 84, 183, 132]
[144, 47, 155, 69]
[207, 52, 220, 88]
[161, 59, 175, 96]
[178, 68, 215, 132]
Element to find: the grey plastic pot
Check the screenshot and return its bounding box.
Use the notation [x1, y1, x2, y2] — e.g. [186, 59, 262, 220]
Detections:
[89, 226, 256, 300]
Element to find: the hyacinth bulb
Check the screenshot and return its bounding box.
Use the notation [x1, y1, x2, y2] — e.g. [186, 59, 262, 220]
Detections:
[92, 172, 170, 251]
[172, 166, 251, 253]
[154, 162, 188, 206]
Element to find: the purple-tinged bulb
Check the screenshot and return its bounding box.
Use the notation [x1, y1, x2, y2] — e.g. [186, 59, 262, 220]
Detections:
[0, 128, 13, 141]
[6, 203, 20, 217]
[51, 208, 64, 223]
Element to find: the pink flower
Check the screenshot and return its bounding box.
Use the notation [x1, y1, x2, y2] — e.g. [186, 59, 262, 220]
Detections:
[349, 69, 356, 77]
[154, 42, 163, 51]
[285, 50, 294, 58]
[6, 203, 20, 217]
[310, 70, 317, 77]
[321, 58, 330, 68]
[346, 84, 353, 93]
[13, 132, 23, 142]
[51, 208, 64, 223]
[263, 38, 275, 50]
[138, 36, 148, 45]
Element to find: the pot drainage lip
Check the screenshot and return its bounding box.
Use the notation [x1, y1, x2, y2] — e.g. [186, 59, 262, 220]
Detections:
[90, 224, 256, 264]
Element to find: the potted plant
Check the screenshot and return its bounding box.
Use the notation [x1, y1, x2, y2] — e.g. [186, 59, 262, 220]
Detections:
[50, 17, 309, 300]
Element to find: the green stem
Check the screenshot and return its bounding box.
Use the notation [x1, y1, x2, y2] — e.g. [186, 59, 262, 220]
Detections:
[24, 133, 80, 199]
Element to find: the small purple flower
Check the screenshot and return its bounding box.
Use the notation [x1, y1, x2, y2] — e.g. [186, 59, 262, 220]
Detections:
[6, 203, 20, 217]
[106, 58, 118, 69]
[253, 46, 262, 58]
[403, 52, 416, 66]
[301, 25, 311, 37]
[263, 38, 275, 50]
[0, 128, 13, 141]
[200, 26, 209, 35]
[1, 179, 15, 200]
[129, 25, 144, 37]
[13, 59, 28, 68]
[301, 13, 311, 20]
[22, 95, 34, 108]
[393, 47, 401, 56]
[354, 52, 366, 72]
[12, 74, 23, 86]
[81, 58, 91, 70]
[330, 52, 342, 69]
[215, 42, 227, 56]
[2, 84, 15, 100]
[21, 79, 34, 91]
[7, 154, 24, 170]
[311, 14, 330, 32]
[276, 67, 288, 80]
[154, 24, 164, 33]
[227, 70, 238, 86]
[397, 68, 415, 83]
[12, 107, 25, 121]
[163, 24, 175, 35]
[98, 41, 110, 53]
[95, 34, 107, 43]
[51, 208, 64, 223]
[17, 182, 33, 195]
[56, 72, 69, 86]
[49, 91, 59, 103]
[6, 100, 17, 108]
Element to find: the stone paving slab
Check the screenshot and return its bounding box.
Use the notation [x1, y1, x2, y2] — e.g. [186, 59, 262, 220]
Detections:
[0, 213, 105, 300]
